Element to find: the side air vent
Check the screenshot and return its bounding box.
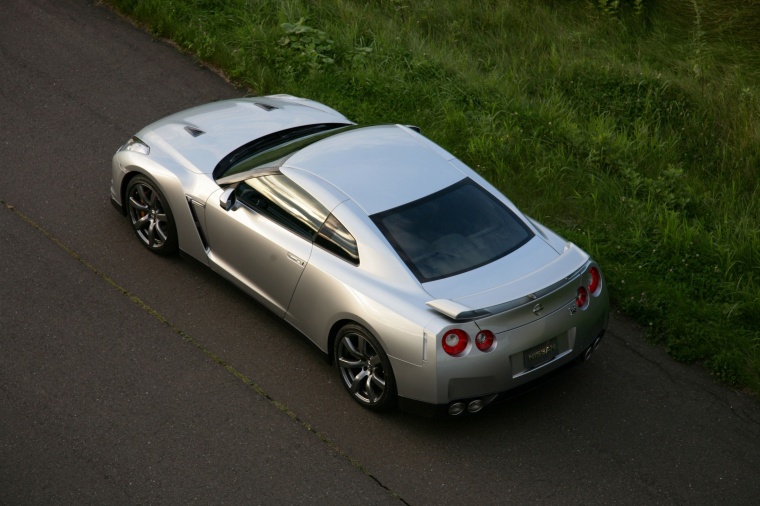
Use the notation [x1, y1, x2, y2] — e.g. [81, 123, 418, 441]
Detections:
[184, 126, 205, 137]
[254, 102, 279, 112]
[186, 197, 209, 251]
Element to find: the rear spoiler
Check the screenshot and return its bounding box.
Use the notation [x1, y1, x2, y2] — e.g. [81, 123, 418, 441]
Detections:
[425, 299, 490, 321]
[426, 291, 553, 321]
[426, 243, 588, 321]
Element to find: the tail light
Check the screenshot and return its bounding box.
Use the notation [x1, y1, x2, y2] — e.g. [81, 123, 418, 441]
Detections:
[475, 330, 495, 351]
[443, 329, 496, 356]
[576, 286, 589, 308]
[442, 330, 469, 356]
[577, 265, 602, 310]
[588, 266, 601, 294]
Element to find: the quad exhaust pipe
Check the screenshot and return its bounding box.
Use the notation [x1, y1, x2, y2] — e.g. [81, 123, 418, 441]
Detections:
[583, 330, 605, 362]
[448, 394, 498, 416]
[447, 331, 605, 416]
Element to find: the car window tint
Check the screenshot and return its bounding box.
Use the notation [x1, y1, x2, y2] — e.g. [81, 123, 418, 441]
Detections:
[371, 178, 534, 282]
[236, 174, 329, 240]
[315, 214, 359, 265]
[214, 123, 353, 181]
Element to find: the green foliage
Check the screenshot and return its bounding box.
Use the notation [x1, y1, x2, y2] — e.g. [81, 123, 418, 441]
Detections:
[590, 0, 645, 16]
[102, 0, 760, 394]
[277, 18, 335, 73]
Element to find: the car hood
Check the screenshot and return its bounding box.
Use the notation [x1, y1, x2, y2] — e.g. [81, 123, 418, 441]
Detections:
[423, 237, 589, 319]
[136, 96, 350, 174]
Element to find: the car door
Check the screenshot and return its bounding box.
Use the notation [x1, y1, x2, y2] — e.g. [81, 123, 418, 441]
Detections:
[204, 173, 329, 317]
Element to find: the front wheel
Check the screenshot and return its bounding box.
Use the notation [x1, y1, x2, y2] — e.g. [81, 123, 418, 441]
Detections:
[334, 324, 397, 411]
[126, 175, 178, 255]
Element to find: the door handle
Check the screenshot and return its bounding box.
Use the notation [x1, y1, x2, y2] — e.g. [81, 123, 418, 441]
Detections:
[287, 252, 305, 267]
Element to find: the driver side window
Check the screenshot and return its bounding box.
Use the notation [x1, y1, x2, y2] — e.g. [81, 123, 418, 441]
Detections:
[236, 174, 328, 240]
[235, 175, 360, 265]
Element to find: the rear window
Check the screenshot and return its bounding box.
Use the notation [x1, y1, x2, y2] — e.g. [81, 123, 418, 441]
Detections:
[371, 178, 533, 282]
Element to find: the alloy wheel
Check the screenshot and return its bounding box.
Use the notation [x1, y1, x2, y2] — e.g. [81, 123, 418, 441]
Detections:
[126, 176, 177, 255]
[336, 330, 390, 406]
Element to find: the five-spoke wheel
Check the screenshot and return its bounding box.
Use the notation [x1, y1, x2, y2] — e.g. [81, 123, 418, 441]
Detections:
[126, 176, 177, 255]
[334, 324, 396, 410]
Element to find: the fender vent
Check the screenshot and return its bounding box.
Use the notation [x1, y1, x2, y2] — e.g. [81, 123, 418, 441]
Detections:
[184, 126, 205, 137]
[186, 198, 209, 251]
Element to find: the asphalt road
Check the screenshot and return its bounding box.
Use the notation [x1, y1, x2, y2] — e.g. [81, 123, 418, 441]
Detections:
[1, 1, 758, 504]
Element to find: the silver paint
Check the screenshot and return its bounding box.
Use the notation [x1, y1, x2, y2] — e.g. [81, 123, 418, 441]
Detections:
[111, 95, 610, 412]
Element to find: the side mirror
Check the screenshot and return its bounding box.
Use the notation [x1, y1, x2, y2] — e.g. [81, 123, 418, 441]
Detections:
[220, 187, 236, 210]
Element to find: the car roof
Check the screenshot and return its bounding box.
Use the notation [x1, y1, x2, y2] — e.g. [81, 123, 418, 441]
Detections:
[137, 96, 351, 174]
[282, 125, 467, 215]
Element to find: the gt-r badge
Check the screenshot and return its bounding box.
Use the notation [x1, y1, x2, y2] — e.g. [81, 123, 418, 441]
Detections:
[532, 303, 544, 316]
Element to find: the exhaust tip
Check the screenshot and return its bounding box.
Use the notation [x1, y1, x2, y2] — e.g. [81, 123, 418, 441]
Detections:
[467, 400, 485, 413]
[448, 402, 466, 416]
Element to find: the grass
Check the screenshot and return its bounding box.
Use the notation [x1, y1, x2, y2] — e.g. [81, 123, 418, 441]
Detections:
[103, 0, 759, 394]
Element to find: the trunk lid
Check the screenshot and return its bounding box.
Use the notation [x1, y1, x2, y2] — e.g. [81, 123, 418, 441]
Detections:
[425, 239, 589, 329]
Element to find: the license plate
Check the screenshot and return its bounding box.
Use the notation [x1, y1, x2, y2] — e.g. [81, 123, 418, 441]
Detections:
[524, 337, 559, 370]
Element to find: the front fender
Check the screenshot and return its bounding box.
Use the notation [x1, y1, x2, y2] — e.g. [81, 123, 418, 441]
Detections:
[112, 150, 216, 264]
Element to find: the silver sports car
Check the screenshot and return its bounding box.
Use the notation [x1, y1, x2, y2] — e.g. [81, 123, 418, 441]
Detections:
[111, 95, 609, 416]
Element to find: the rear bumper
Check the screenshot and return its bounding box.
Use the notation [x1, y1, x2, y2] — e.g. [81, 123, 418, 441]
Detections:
[399, 282, 609, 416]
[399, 327, 606, 417]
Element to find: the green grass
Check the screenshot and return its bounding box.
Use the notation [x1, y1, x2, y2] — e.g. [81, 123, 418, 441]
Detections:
[104, 0, 759, 393]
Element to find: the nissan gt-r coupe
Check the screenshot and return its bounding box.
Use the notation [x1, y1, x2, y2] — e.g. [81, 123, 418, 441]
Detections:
[111, 94, 609, 416]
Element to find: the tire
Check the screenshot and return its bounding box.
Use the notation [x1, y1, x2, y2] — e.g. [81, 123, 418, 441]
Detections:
[126, 175, 178, 255]
[334, 324, 397, 411]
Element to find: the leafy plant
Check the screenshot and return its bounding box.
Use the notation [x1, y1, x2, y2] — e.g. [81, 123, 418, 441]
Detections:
[277, 18, 335, 74]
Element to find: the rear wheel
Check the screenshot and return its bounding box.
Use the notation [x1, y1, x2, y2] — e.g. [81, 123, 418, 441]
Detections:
[126, 176, 178, 255]
[334, 324, 396, 411]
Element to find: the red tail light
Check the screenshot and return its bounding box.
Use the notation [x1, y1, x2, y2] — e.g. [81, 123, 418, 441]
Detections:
[588, 266, 600, 294]
[442, 329, 469, 356]
[576, 286, 589, 308]
[475, 330, 495, 351]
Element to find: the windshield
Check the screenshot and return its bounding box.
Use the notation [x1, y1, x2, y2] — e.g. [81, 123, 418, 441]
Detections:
[371, 178, 533, 282]
[213, 123, 353, 181]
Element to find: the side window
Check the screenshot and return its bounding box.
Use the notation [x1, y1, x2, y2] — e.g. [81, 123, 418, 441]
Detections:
[315, 214, 360, 265]
[235, 174, 329, 240]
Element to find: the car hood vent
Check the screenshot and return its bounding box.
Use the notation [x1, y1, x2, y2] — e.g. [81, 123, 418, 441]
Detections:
[254, 102, 279, 111]
[184, 125, 205, 137]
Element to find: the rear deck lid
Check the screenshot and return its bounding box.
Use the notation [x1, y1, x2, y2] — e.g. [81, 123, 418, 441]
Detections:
[424, 240, 589, 327]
